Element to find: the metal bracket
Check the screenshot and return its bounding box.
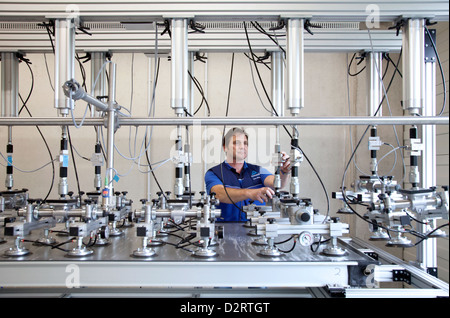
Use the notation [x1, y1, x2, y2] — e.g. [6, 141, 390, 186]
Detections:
[393, 269, 411, 285]
[325, 284, 346, 298]
[424, 28, 437, 62]
[427, 267, 438, 278]
[363, 251, 379, 260]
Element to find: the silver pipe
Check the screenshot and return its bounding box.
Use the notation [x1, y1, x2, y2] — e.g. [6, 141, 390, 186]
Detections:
[1, 52, 18, 190]
[170, 18, 188, 115]
[63, 80, 109, 112]
[103, 62, 117, 211]
[0, 116, 447, 126]
[271, 51, 284, 118]
[90, 52, 107, 118]
[54, 18, 75, 116]
[418, 47, 438, 271]
[366, 52, 383, 117]
[271, 51, 284, 190]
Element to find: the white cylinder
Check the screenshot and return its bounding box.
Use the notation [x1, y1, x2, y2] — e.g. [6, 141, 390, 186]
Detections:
[402, 19, 425, 115]
[366, 52, 383, 116]
[170, 18, 189, 115]
[54, 18, 75, 116]
[286, 18, 304, 115]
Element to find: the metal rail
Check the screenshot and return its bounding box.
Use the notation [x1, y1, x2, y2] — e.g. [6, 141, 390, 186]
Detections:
[0, 116, 447, 127]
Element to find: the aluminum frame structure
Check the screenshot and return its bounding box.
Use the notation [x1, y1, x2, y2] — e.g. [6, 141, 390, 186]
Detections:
[0, 0, 449, 298]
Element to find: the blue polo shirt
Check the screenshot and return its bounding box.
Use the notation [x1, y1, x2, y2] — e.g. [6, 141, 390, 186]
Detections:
[205, 161, 272, 222]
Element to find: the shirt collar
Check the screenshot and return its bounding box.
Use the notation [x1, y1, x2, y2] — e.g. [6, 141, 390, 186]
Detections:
[223, 160, 248, 171]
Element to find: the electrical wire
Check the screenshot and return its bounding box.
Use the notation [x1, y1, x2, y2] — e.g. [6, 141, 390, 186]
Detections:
[187, 69, 211, 116]
[244, 21, 330, 218]
[219, 52, 250, 220]
[15, 59, 55, 201]
[367, 29, 406, 183]
[343, 48, 404, 192]
[67, 127, 82, 199]
[251, 21, 286, 55]
[275, 235, 297, 253]
[347, 52, 366, 76]
[0, 150, 57, 173]
[246, 54, 273, 115]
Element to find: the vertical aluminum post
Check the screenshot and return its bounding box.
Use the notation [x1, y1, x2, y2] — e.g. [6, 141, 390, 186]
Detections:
[170, 18, 189, 115]
[1, 53, 18, 118]
[286, 18, 304, 116]
[90, 52, 107, 118]
[188, 51, 195, 116]
[1, 52, 19, 189]
[271, 51, 285, 118]
[402, 19, 425, 116]
[170, 18, 189, 197]
[54, 18, 76, 116]
[366, 52, 383, 117]
[90, 52, 108, 191]
[286, 18, 304, 198]
[184, 53, 194, 194]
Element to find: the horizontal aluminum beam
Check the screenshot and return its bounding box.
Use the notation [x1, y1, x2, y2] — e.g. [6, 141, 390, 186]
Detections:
[0, 27, 402, 53]
[0, 116, 447, 126]
[348, 237, 449, 293]
[0, 1, 448, 22]
[0, 260, 355, 288]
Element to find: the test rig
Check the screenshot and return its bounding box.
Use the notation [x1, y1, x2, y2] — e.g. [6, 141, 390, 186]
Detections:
[0, 1, 448, 298]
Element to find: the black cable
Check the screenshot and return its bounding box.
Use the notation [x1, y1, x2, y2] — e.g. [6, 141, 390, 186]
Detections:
[163, 240, 196, 253]
[144, 134, 167, 201]
[22, 239, 71, 252]
[17, 61, 55, 202]
[39, 21, 55, 54]
[274, 235, 294, 245]
[219, 52, 249, 219]
[384, 53, 403, 78]
[413, 223, 450, 246]
[310, 236, 330, 253]
[67, 127, 82, 199]
[347, 53, 366, 77]
[292, 143, 330, 219]
[342, 49, 403, 193]
[243, 22, 276, 114]
[251, 21, 286, 56]
[142, 57, 167, 201]
[17, 59, 34, 116]
[187, 69, 211, 116]
[243, 52, 271, 70]
[276, 236, 297, 253]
